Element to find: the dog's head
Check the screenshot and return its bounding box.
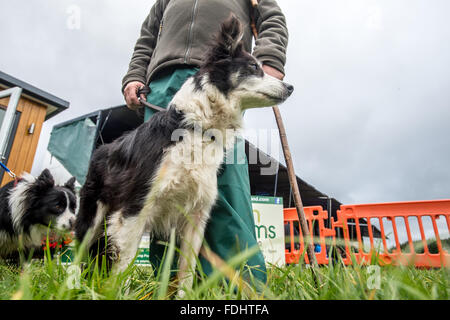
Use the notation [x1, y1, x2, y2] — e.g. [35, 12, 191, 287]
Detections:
[22, 169, 77, 231]
[196, 14, 293, 110]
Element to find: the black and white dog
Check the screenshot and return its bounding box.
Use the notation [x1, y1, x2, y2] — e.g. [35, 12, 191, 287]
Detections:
[75, 16, 293, 295]
[0, 169, 77, 259]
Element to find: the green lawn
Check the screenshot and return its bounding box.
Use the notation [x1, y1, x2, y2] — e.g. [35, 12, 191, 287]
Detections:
[0, 245, 448, 300]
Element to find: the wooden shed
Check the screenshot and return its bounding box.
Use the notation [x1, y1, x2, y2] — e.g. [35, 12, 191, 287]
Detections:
[0, 71, 69, 186]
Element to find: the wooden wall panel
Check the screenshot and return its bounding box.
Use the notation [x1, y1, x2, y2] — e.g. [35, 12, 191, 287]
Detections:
[24, 105, 46, 171]
[1, 96, 47, 186]
[14, 100, 39, 173]
[0, 97, 10, 108]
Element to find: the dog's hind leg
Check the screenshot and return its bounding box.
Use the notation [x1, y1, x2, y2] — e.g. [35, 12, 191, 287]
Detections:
[176, 211, 209, 298]
[78, 201, 108, 255]
[76, 201, 112, 272]
[76, 147, 108, 246]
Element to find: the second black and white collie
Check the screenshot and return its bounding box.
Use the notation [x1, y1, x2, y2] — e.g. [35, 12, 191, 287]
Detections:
[75, 15, 293, 295]
[0, 169, 77, 259]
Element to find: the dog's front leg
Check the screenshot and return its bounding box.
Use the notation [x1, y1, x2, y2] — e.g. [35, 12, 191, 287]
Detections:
[109, 213, 147, 275]
[176, 212, 208, 299]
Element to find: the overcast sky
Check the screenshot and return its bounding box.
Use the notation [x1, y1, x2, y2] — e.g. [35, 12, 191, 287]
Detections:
[1, 0, 449, 213]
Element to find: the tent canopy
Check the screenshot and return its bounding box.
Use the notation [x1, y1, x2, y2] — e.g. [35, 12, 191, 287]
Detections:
[48, 105, 142, 184]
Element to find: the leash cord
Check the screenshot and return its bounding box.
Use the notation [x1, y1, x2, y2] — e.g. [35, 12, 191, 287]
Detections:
[0, 161, 16, 179]
[137, 86, 166, 112]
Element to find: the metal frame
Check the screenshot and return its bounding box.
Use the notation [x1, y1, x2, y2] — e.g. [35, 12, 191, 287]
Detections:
[0, 87, 22, 161]
[0, 110, 21, 182]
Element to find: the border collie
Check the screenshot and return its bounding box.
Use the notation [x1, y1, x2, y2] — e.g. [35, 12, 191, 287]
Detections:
[0, 169, 77, 259]
[75, 15, 293, 295]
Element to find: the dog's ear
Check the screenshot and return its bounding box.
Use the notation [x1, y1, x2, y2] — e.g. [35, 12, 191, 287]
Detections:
[64, 177, 76, 193]
[220, 14, 243, 56]
[208, 14, 244, 62]
[35, 168, 55, 191]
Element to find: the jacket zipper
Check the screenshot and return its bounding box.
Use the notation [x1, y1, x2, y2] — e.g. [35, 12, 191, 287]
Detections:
[158, 18, 163, 40]
[184, 0, 199, 64]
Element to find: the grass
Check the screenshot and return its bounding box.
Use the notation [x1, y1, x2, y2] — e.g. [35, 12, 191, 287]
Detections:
[0, 241, 448, 300]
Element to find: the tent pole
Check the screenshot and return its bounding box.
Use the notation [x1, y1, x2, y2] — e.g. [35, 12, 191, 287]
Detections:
[288, 185, 292, 208]
[273, 165, 279, 197]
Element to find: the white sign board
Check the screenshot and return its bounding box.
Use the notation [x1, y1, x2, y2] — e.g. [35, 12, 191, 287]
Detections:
[251, 196, 286, 266]
[136, 233, 151, 266]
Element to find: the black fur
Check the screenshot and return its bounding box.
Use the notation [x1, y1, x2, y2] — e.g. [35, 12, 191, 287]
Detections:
[75, 107, 189, 243]
[0, 182, 16, 235]
[0, 169, 77, 258]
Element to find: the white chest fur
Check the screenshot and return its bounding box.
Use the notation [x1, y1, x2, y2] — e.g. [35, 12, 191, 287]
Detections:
[140, 129, 230, 239]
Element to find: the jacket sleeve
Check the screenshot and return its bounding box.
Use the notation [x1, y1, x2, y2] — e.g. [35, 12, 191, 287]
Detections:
[252, 0, 289, 75]
[121, 0, 168, 93]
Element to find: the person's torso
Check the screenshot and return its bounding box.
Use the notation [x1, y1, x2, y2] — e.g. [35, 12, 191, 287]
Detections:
[147, 0, 253, 83]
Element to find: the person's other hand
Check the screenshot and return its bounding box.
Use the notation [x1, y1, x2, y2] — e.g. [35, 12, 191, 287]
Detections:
[262, 65, 285, 80]
[124, 81, 146, 110]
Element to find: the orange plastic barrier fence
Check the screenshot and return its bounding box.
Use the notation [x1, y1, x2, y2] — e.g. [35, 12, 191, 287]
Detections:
[284, 206, 334, 265]
[284, 200, 450, 268]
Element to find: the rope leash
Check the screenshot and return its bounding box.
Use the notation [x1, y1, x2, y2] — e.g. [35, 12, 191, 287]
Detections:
[137, 86, 166, 112]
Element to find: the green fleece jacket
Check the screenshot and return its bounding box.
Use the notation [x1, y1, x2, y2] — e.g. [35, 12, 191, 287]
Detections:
[122, 0, 288, 92]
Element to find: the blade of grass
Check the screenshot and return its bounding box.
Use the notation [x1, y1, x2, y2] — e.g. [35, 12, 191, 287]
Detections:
[156, 228, 176, 300]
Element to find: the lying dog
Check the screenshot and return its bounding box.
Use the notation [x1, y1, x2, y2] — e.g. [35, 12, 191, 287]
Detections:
[75, 15, 293, 294]
[0, 169, 77, 259]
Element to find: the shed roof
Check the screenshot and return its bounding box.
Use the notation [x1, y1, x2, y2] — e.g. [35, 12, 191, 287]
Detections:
[0, 70, 69, 120]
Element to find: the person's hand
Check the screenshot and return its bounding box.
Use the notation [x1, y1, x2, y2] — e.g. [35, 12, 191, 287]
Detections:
[124, 81, 146, 110]
[262, 65, 285, 80]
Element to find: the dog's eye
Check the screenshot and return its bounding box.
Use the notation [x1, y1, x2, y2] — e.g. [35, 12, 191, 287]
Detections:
[250, 63, 259, 70]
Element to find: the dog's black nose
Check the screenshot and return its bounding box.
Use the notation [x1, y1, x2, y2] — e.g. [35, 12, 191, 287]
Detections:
[284, 83, 294, 95]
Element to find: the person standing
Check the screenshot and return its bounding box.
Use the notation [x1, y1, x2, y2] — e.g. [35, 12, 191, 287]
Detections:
[122, 0, 288, 285]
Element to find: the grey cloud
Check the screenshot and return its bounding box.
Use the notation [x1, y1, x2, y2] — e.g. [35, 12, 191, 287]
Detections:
[0, 0, 449, 209]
